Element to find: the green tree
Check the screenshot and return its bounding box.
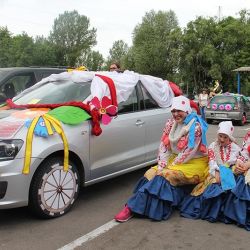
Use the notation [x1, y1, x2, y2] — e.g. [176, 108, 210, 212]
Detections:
[10, 32, 35, 66]
[0, 27, 13, 67]
[180, 17, 218, 93]
[122, 47, 136, 70]
[106, 40, 129, 69]
[131, 10, 182, 79]
[32, 36, 57, 66]
[49, 10, 97, 66]
[78, 50, 104, 71]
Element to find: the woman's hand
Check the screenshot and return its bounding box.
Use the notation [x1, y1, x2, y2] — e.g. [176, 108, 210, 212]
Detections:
[215, 170, 221, 183]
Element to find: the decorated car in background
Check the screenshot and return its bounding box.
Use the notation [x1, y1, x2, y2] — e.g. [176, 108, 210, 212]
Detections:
[205, 93, 250, 125]
[0, 70, 182, 218]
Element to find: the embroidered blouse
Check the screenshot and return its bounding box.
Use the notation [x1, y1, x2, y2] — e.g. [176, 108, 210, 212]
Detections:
[157, 118, 206, 170]
[238, 131, 250, 162]
[208, 141, 241, 177]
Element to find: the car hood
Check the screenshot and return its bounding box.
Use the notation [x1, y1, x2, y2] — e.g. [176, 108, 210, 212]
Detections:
[0, 108, 49, 139]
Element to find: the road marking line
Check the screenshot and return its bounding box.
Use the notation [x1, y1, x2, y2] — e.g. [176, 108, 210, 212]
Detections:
[58, 220, 119, 250]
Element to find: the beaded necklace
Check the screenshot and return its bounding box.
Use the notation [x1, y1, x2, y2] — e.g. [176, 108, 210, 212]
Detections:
[217, 142, 232, 164]
[214, 141, 232, 165]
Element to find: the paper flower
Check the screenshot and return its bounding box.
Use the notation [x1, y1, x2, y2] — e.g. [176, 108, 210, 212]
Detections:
[219, 104, 225, 110]
[91, 96, 118, 125]
[225, 104, 232, 111]
[212, 104, 218, 110]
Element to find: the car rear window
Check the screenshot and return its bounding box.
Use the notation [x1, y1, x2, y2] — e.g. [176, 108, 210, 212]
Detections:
[210, 96, 236, 104]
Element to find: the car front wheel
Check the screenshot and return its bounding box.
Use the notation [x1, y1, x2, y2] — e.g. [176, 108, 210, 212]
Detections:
[238, 114, 246, 126]
[29, 157, 80, 218]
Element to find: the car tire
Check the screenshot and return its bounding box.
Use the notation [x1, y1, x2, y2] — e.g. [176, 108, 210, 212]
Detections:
[29, 157, 80, 219]
[238, 114, 246, 126]
[206, 119, 212, 124]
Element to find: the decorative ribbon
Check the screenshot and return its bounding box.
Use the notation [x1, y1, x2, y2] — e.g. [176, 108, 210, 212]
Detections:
[23, 114, 69, 174]
[95, 74, 118, 107]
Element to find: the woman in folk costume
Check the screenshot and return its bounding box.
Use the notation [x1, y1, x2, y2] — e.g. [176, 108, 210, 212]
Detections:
[223, 131, 250, 230]
[114, 95, 208, 222]
[181, 121, 241, 222]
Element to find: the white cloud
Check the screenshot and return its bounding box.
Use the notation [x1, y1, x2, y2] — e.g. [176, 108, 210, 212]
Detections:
[0, 0, 249, 57]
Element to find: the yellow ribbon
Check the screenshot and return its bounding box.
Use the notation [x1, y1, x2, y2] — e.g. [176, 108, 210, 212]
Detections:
[23, 114, 69, 174]
[67, 66, 87, 72]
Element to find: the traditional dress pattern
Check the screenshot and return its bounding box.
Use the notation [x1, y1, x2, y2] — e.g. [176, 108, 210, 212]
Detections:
[224, 131, 250, 230]
[180, 139, 241, 222]
[127, 115, 208, 221]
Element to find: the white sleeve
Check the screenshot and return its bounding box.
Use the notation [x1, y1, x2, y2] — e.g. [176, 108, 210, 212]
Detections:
[208, 142, 219, 177]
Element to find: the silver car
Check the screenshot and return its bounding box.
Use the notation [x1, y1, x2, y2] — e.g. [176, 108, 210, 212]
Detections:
[206, 94, 250, 125]
[0, 73, 171, 218]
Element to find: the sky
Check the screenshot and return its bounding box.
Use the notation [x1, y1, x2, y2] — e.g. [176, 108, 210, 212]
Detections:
[0, 0, 250, 58]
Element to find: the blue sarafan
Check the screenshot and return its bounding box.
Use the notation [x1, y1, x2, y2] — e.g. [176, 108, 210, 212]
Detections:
[206, 93, 250, 126]
[0, 70, 176, 218]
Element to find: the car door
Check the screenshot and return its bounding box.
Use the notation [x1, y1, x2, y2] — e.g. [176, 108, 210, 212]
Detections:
[89, 84, 147, 179]
[139, 82, 172, 163]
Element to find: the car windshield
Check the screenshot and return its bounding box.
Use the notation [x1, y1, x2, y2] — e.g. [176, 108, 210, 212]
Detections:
[14, 80, 91, 105]
[210, 96, 237, 104]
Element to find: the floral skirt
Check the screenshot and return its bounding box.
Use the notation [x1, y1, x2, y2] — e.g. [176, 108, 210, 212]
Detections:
[127, 156, 208, 221]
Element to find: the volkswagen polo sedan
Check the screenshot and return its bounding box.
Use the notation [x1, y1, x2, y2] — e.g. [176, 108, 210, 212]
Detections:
[0, 71, 174, 218]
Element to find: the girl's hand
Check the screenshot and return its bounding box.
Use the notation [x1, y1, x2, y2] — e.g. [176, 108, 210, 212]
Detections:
[215, 171, 221, 183]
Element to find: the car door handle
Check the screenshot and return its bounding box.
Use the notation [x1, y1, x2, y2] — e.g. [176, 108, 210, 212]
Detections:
[135, 120, 145, 126]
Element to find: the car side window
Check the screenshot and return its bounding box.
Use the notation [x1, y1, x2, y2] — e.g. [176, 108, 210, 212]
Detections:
[118, 87, 138, 114]
[1, 73, 36, 99]
[141, 84, 159, 110]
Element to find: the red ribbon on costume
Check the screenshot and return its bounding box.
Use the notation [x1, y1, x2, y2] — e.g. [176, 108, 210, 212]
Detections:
[6, 99, 102, 136]
[95, 74, 118, 107]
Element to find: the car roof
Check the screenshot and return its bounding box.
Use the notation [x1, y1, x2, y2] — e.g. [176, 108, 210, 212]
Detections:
[0, 67, 66, 72]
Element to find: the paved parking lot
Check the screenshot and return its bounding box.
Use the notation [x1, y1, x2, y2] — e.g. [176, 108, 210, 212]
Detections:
[0, 123, 250, 250]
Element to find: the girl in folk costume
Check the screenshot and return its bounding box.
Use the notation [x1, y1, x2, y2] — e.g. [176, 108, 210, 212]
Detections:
[224, 131, 250, 230]
[181, 121, 241, 222]
[114, 96, 208, 222]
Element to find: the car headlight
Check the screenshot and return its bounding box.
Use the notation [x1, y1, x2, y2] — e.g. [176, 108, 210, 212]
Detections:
[0, 140, 24, 161]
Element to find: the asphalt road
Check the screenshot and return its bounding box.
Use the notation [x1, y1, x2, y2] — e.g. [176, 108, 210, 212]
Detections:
[0, 123, 250, 250]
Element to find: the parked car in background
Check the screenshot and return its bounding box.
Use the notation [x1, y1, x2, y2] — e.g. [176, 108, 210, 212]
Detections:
[206, 93, 250, 125]
[0, 67, 67, 104]
[0, 71, 172, 218]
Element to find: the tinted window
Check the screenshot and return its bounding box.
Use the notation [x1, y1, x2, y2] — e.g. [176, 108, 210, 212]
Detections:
[211, 96, 236, 104]
[0, 73, 36, 99]
[141, 84, 159, 109]
[118, 88, 138, 114]
[36, 70, 65, 81]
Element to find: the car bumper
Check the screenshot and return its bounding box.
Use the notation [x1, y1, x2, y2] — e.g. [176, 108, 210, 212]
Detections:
[0, 157, 43, 209]
[205, 110, 242, 120]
